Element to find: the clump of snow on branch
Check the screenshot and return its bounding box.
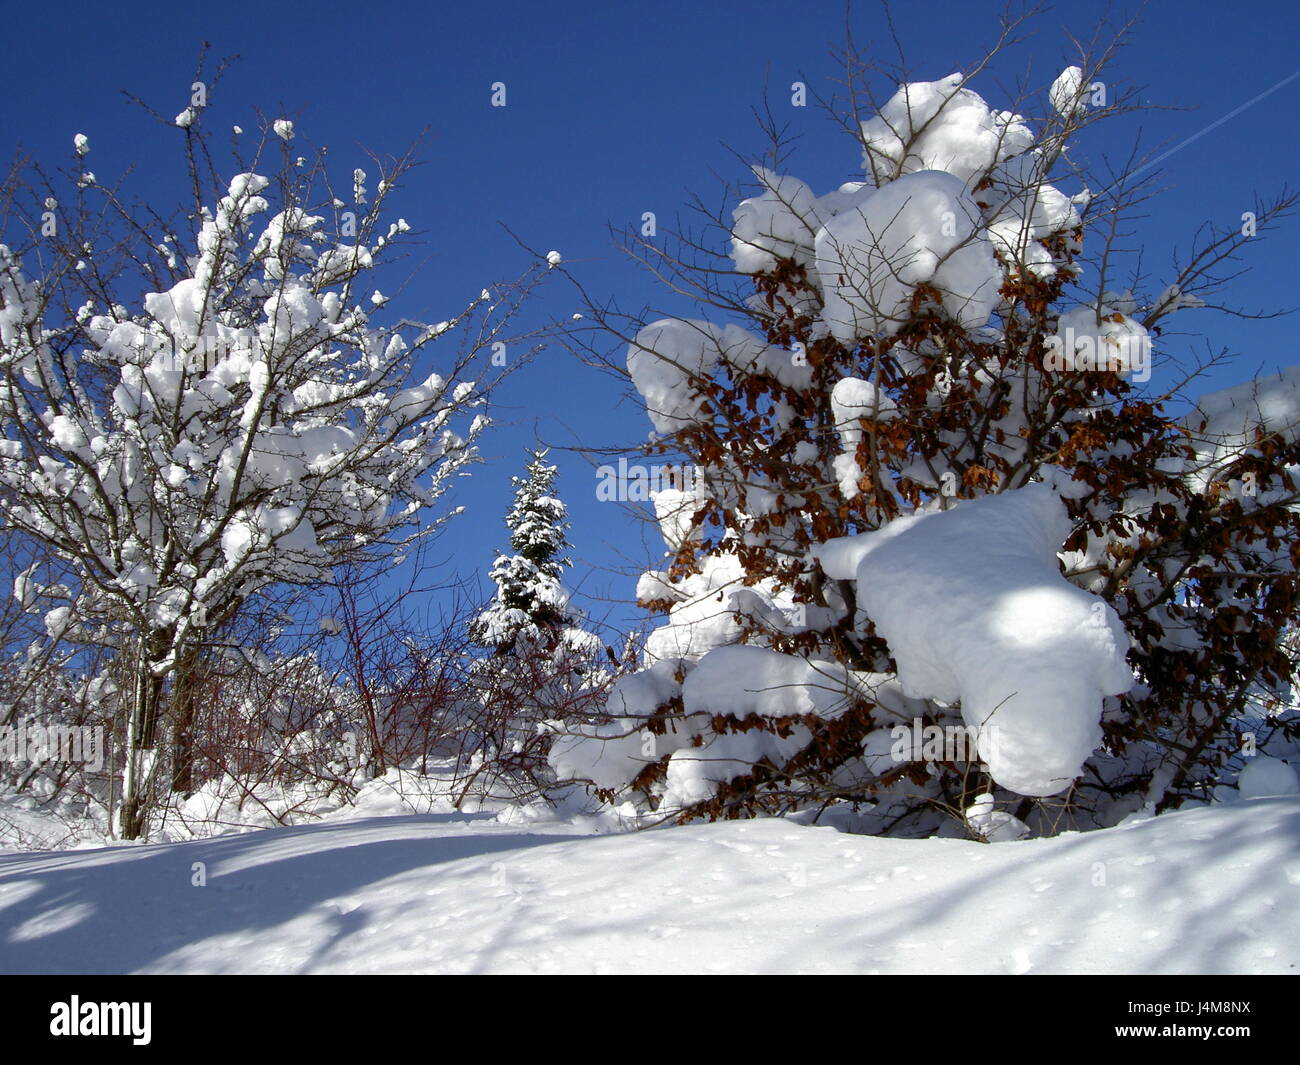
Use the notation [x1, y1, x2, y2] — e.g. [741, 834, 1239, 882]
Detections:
[1049, 66, 1086, 118]
[818, 484, 1134, 796]
[730, 73, 1083, 314]
[627, 319, 809, 435]
[815, 170, 1001, 340]
[1183, 365, 1300, 494]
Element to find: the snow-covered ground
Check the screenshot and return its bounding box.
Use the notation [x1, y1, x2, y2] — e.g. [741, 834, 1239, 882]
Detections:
[2, 796, 1296, 974]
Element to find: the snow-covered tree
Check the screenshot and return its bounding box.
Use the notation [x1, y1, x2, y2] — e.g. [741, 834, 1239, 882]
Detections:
[472, 449, 581, 652]
[551, 25, 1300, 836]
[0, 98, 552, 837]
[467, 450, 611, 799]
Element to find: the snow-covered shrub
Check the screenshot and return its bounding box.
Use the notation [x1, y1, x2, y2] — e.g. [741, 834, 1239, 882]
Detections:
[553, 42, 1300, 836]
[0, 644, 121, 849]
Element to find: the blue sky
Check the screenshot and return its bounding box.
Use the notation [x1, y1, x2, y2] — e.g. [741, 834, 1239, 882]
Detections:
[3, 0, 1298, 643]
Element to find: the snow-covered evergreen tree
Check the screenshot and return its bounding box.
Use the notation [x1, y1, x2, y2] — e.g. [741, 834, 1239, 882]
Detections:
[472, 450, 580, 652]
[466, 450, 611, 800]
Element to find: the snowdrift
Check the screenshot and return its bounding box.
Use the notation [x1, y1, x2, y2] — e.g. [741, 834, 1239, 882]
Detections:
[1, 798, 1296, 974]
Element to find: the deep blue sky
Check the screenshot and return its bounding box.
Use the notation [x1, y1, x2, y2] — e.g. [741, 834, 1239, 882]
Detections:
[3, 0, 1297, 643]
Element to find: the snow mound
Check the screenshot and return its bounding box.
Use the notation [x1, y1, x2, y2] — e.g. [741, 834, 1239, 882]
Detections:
[659, 646, 866, 809]
[820, 484, 1134, 795]
[1239, 756, 1299, 799]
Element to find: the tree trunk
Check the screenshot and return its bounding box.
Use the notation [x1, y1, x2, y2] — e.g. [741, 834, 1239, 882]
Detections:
[118, 629, 171, 840]
[169, 643, 202, 797]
